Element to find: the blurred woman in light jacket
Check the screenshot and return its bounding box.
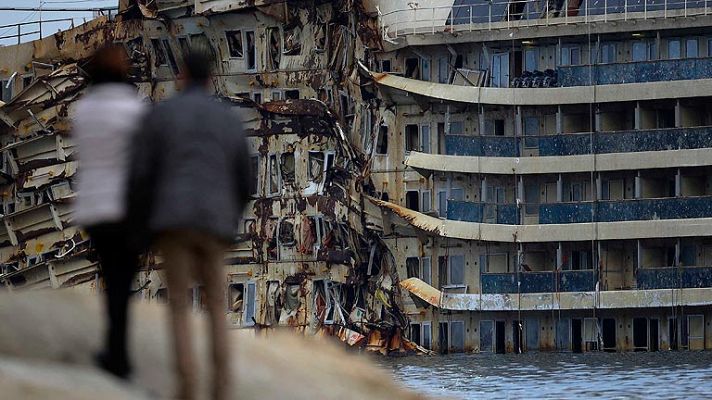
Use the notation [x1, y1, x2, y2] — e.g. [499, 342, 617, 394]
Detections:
[73, 44, 146, 379]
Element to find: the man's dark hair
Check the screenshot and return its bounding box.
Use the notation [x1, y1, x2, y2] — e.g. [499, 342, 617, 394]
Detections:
[85, 44, 130, 85]
[182, 48, 214, 83]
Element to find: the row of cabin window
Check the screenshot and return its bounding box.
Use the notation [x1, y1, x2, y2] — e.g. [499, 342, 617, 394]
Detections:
[405, 255, 465, 287]
[226, 280, 345, 327]
[149, 26, 313, 74]
[479, 315, 705, 352]
[391, 37, 712, 84]
[405, 251, 593, 286]
[252, 151, 335, 196]
[405, 188, 465, 216]
[266, 216, 332, 261]
[155, 283, 258, 326]
[409, 321, 467, 353]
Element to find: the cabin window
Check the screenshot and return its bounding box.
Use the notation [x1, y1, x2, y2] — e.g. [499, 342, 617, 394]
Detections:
[686, 38, 699, 58]
[405, 57, 420, 79]
[249, 155, 259, 195]
[668, 39, 681, 59]
[268, 154, 280, 195]
[244, 281, 256, 326]
[280, 152, 295, 183]
[450, 321, 465, 352]
[162, 39, 179, 74]
[480, 320, 494, 352]
[308, 151, 325, 182]
[178, 37, 190, 56]
[405, 190, 419, 212]
[376, 125, 388, 154]
[225, 30, 244, 58]
[266, 27, 281, 70]
[278, 220, 296, 247]
[560, 46, 580, 66]
[405, 124, 418, 152]
[421, 190, 432, 213]
[283, 26, 302, 55]
[246, 31, 256, 70]
[150, 39, 167, 67]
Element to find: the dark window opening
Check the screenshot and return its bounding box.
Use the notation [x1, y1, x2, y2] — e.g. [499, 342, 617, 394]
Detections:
[380, 192, 389, 201]
[376, 125, 388, 154]
[284, 89, 299, 100]
[249, 156, 259, 195]
[253, 93, 262, 104]
[494, 119, 505, 136]
[405, 124, 418, 152]
[406, 257, 420, 278]
[657, 109, 675, 129]
[280, 152, 295, 183]
[178, 37, 190, 57]
[228, 283, 244, 312]
[650, 319, 659, 352]
[283, 27, 302, 55]
[150, 38, 167, 67]
[381, 59, 391, 72]
[495, 321, 506, 354]
[246, 31, 256, 70]
[279, 220, 295, 247]
[410, 323, 421, 345]
[22, 76, 32, 89]
[162, 39, 179, 74]
[633, 317, 648, 351]
[309, 151, 325, 182]
[267, 27, 281, 70]
[572, 319, 583, 353]
[602, 318, 616, 351]
[439, 322, 449, 354]
[405, 190, 420, 212]
[226, 30, 244, 58]
[405, 58, 420, 79]
[513, 320, 523, 353]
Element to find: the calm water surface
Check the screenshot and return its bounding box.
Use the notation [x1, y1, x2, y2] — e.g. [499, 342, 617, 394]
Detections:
[381, 352, 712, 399]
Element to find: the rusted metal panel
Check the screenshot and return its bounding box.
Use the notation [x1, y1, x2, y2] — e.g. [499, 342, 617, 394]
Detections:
[399, 278, 442, 307]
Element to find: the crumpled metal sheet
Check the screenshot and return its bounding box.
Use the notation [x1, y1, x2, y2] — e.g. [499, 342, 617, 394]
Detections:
[399, 277, 442, 308]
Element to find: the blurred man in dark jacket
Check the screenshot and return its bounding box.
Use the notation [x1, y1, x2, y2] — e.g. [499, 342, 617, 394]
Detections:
[128, 49, 252, 400]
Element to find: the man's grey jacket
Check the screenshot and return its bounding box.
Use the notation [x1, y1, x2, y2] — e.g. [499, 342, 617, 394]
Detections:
[127, 86, 252, 244]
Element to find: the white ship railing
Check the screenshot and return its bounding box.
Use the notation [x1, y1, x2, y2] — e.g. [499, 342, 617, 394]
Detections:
[379, 0, 712, 40]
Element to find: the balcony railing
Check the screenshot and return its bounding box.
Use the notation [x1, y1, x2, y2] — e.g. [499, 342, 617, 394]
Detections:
[558, 57, 712, 86]
[444, 126, 712, 157]
[481, 270, 596, 293]
[379, 0, 710, 39]
[448, 196, 712, 225]
[637, 266, 712, 289]
[447, 201, 518, 224]
[539, 196, 712, 224]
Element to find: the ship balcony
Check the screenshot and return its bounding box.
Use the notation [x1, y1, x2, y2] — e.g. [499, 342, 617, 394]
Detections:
[379, 0, 712, 40]
[445, 126, 712, 157]
[558, 57, 712, 87]
[481, 270, 596, 294]
[637, 266, 712, 289]
[447, 196, 712, 224]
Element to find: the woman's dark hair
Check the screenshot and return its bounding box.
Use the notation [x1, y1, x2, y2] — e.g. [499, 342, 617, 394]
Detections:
[85, 44, 130, 85]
